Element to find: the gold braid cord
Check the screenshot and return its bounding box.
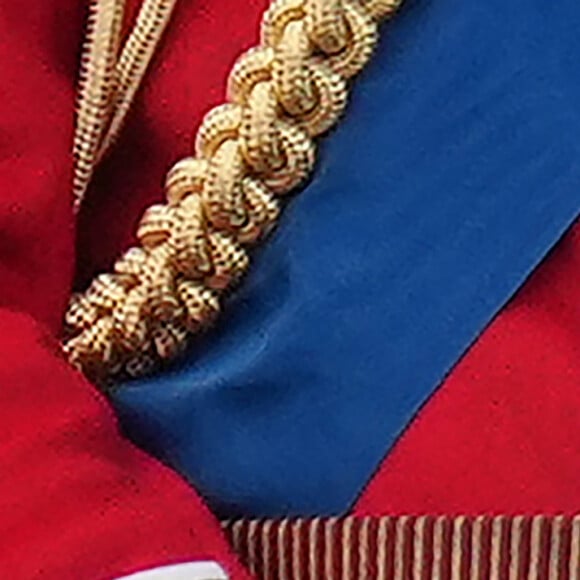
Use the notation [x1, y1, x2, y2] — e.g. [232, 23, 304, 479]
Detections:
[64, 0, 404, 383]
[73, 0, 178, 209]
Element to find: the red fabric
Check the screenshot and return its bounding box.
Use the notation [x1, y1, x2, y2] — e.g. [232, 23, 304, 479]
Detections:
[0, 0, 79, 330]
[3, 0, 578, 577]
[0, 0, 264, 577]
[356, 225, 580, 516]
[0, 311, 249, 579]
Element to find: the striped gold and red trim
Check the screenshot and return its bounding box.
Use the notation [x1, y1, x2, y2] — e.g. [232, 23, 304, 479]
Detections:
[224, 516, 580, 579]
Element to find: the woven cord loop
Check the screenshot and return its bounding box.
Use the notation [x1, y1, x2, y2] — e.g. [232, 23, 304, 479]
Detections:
[65, 0, 405, 383]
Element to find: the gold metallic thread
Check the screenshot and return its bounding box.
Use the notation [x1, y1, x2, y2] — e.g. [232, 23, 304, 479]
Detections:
[66, 0, 404, 383]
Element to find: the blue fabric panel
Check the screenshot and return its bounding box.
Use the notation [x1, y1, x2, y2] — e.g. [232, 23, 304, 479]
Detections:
[111, 0, 580, 518]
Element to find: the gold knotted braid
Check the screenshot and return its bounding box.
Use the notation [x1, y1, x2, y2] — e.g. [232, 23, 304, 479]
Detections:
[64, 0, 404, 383]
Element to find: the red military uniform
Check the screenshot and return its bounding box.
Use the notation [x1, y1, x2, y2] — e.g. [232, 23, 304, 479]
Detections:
[1, 1, 579, 578]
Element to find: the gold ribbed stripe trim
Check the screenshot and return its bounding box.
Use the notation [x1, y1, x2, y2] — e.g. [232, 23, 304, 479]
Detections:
[223, 516, 580, 579]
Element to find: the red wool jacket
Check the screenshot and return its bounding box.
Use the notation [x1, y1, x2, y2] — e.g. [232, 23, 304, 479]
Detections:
[1, 1, 579, 578]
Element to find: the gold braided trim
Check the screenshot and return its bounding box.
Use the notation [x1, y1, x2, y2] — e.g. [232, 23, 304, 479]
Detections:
[223, 515, 580, 579]
[65, 0, 404, 383]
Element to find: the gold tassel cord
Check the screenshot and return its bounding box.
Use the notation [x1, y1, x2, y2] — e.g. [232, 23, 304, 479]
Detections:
[73, 0, 179, 208]
[96, 0, 180, 164]
[66, 0, 405, 383]
[72, 0, 125, 210]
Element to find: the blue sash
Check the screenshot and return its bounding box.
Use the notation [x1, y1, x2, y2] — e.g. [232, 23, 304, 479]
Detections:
[112, 0, 580, 518]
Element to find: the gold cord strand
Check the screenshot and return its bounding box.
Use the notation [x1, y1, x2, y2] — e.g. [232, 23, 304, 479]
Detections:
[72, 0, 179, 209]
[65, 0, 404, 384]
[96, 0, 179, 163]
[73, 0, 125, 210]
